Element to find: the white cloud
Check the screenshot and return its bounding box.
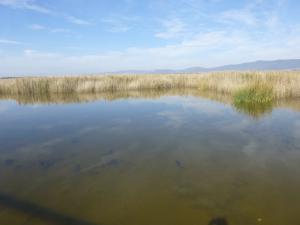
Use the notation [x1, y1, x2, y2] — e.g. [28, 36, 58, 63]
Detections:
[24, 49, 59, 58]
[220, 8, 258, 26]
[29, 24, 45, 30]
[181, 31, 225, 47]
[0, 0, 53, 14]
[155, 18, 186, 39]
[28, 24, 70, 33]
[102, 18, 130, 33]
[65, 16, 91, 25]
[0, 38, 24, 45]
[0, 0, 299, 75]
[0, 25, 299, 76]
[265, 14, 280, 29]
[101, 16, 137, 33]
[50, 28, 70, 33]
[217, 0, 283, 28]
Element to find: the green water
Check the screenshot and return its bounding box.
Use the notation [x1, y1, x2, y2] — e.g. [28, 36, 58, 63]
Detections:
[1, 91, 300, 225]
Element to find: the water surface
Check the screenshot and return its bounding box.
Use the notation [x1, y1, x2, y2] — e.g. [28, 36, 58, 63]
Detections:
[1, 91, 300, 225]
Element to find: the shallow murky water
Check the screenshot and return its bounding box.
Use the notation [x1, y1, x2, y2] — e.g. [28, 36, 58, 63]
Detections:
[1, 91, 300, 225]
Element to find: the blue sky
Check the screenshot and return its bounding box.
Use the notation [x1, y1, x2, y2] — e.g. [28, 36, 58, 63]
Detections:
[0, 0, 299, 75]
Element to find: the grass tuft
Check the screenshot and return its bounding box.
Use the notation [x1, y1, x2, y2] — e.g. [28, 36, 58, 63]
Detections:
[234, 83, 273, 104]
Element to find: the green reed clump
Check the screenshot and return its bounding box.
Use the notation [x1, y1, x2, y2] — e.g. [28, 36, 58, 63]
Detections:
[234, 84, 274, 104]
[232, 83, 274, 118]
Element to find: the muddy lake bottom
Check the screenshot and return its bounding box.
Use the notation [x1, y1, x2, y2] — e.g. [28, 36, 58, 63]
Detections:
[0, 91, 300, 225]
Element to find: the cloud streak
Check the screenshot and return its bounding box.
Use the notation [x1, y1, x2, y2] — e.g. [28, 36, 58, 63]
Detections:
[65, 16, 91, 25]
[0, 39, 25, 45]
[28, 24, 70, 33]
[155, 18, 186, 39]
[0, 0, 53, 14]
[0, 0, 91, 25]
[1, 24, 299, 75]
[101, 15, 138, 33]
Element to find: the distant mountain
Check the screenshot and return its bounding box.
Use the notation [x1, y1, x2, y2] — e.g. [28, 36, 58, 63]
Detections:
[3, 59, 298, 77]
[112, 59, 300, 74]
[206, 59, 300, 72]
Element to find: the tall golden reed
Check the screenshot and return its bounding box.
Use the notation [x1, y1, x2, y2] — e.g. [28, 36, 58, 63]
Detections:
[0, 71, 300, 99]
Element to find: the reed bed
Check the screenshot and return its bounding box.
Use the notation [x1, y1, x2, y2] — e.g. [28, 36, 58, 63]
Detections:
[0, 74, 201, 95]
[0, 71, 300, 102]
[198, 71, 300, 99]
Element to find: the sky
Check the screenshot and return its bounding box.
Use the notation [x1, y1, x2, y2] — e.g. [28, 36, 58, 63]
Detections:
[0, 0, 300, 76]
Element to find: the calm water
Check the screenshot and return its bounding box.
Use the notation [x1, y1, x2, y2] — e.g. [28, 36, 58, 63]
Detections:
[1, 91, 300, 225]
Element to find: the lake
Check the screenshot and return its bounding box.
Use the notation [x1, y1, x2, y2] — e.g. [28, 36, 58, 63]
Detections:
[1, 90, 300, 225]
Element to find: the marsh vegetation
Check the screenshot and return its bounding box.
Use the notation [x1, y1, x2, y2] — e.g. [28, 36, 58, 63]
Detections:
[1, 71, 300, 102]
[1, 71, 300, 118]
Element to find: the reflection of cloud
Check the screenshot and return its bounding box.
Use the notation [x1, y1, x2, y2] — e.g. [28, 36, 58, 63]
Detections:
[242, 140, 258, 156]
[38, 124, 55, 130]
[133, 96, 236, 128]
[182, 100, 227, 116]
[158, 111, 185, 128]
[0, 105, 8, 113]
[157, 96, 230, 117]
[293, 121, 300, 138]
[293, 121, 300, 148]
[219, 119, 251, 133]
[146, 95, 228, 114]
[18, 137, 64, 154]
[78, 126, 100, 135]
[42, 138, 64, 147]
[112, 118, 132, 125]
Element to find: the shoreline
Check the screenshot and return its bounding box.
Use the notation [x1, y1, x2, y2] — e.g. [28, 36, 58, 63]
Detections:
[0, 71, 300, 102]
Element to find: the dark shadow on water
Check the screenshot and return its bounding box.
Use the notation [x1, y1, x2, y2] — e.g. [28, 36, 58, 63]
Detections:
[0, 192, 99, 225]
[1, 191, 229, 225]
[39, 159, 56, 171]
[175, 160, 184, 169]
[208, 217, 229, 225]
[4, 159, 15, 166]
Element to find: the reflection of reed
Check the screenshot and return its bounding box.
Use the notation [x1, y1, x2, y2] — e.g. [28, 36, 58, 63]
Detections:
[276, 98, 300, 112]
[1, 89, 300, 118]
[0, 89, 204, 105]
[198, 91, 300, 118]
[0, 192, 97, 225]
[233, 101, 274, 118]
[233, 99, 300, 118]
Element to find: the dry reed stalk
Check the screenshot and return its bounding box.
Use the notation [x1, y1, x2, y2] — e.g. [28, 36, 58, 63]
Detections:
[0, 71, 300, 99]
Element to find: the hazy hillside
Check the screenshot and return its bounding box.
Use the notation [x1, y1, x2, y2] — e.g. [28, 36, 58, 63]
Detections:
[206, 59, 300, 72]
[114, 59, 300, 74]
